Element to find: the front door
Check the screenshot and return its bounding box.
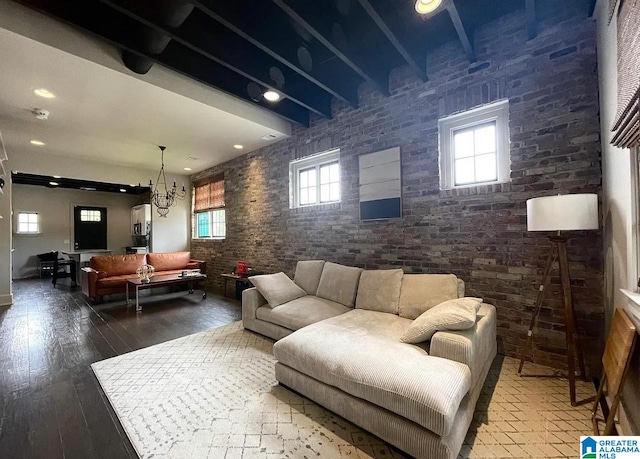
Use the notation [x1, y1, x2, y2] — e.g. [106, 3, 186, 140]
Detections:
[73, 206, 107, 250]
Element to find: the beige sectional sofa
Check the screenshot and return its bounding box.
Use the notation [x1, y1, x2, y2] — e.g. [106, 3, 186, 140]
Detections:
[242, 261, 497, 459]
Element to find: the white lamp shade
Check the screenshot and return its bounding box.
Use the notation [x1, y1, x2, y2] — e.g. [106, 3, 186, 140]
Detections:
[527, 194, 598, 231]
[415, 0, 442, 14]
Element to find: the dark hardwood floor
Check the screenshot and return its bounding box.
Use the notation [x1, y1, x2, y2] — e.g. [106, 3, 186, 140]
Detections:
[0, 278, 241, 459]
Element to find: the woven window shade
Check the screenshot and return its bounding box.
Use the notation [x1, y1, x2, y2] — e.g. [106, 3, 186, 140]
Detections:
[611, 0, 640, 148]
[194, 178, 224, 212]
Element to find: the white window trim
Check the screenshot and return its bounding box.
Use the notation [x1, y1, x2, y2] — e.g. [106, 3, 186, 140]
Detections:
[193, 208, 226, 240]
[290, 149, 341, 208]
[439, 99, 510, 190]
[15, 211, 41, 235]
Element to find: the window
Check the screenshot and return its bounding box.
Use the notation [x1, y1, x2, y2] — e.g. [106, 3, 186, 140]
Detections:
[80, 209, 102, 222]
[439, 100, 510, 189]
[290, 149, 341, 208]
[196, 209, 226, 238]
[16, 212, 40, 234]
[193, 177, 225, 239]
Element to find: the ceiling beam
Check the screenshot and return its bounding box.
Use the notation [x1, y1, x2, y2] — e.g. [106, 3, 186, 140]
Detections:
[99, 0, 333, 119]
[526, 0, 537, 40]
[273, 0, 390, 96]
[357, 0, 427, 81]
[192, 0, 359, 108]
[446, 0, 476, 62]
[18, 0, 310, 126]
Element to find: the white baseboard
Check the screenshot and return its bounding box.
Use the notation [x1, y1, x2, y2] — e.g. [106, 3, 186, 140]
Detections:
[0, 293, 13, 307]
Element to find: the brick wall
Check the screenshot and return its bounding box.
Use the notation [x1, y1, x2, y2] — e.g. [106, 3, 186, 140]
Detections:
[192, 3, 604, 371]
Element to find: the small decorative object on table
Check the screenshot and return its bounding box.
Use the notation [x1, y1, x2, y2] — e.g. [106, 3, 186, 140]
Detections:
[180, 269, 201, 278]
[235, 261, 247, 275]
[136, 264, 155, 283]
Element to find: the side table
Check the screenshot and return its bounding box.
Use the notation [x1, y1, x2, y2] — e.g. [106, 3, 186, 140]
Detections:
[221, 273, 261, 300]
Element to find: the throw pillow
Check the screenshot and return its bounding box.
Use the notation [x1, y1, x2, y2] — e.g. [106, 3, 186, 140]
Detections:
[315, 262, 363, 307]
[400, 297, 482, 344]
[355, 269, 404, 314]
[293, 260, 325, 294]
[249, 272, 306, 308]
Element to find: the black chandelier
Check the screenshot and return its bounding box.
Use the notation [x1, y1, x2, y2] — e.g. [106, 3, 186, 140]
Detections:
[150, 145, 186, 217]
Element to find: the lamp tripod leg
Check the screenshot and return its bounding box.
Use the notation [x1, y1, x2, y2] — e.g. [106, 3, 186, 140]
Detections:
[518, 243, 557, 375]
[556, 238, 586, 406]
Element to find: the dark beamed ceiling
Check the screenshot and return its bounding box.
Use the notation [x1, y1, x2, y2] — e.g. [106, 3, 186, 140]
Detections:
[12, 172, 150, 195]
[15, 0, 593, 127]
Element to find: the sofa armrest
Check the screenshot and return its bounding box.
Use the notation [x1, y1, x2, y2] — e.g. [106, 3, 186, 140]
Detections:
[242, 287, 267, 324]
[187, 259, 207, 274]
[81, 267, 105, 299]
[430, 303, 497, 383]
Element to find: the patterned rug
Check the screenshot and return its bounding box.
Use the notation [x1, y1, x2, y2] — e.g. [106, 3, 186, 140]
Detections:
[92, 321, 594, 459]
[91, 321, 406, 459]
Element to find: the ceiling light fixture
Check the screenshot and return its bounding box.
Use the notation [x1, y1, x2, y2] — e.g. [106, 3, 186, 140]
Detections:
[30, 140, 45, 146]
[149, 145, 186, 217]
[53, 175, 61, 178]
[183, 167, 192, 171]
[49, 181, 59, 186]
[263, 90, 281, 102]
[415, 0, 442, 14]
[34, 88, 55, 98]
[233, 144, 244, 149]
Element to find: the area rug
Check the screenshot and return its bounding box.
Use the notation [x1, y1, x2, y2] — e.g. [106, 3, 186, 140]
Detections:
[91, 321, 405, 459]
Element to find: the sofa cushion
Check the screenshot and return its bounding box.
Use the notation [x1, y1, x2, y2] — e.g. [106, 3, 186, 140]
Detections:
[293, 260, 325, 295]
[316, 262, 363, 307]
[400, 298, 482, 344]
[146, 252, 192, 271]
[256, 296, 351, 330]
[90, 254, 146, 277]
[355, 269, 403, 314]
[399, 274, 460, 319]
[249, 272, 307, 308]
[273, 309, 471, 437]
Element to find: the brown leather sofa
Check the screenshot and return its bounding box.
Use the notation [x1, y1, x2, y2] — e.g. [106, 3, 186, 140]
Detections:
[81, 252, 206, 301]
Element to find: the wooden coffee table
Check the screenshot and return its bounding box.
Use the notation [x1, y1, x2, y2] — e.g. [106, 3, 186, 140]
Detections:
[126, 273, 207, 312]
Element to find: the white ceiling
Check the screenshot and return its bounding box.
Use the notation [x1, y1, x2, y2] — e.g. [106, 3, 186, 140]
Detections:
[0, 9, 291, 175]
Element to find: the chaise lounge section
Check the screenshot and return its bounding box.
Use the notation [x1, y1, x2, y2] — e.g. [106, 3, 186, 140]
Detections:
[81, 251, 206, 301]
[242, 260, 497, 459]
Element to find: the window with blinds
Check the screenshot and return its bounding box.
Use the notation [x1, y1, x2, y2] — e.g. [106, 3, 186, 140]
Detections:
[193, 177, 226, 238]
[611, 0, 640, 148]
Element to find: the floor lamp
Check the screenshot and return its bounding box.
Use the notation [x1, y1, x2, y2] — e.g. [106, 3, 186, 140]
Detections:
[517, 194, 599, 406]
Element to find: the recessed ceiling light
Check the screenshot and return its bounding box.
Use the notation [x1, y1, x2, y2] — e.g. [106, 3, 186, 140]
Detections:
[34, 88, 55, 98]
[49, 181, 59, 186]
[263, 90, 280, 102]
[120, 188, 127, 192]
[415, 0, 442, 14]
[30, 140, 45, 146]
[129, 184, 136, 187]
[183, 167, 192, 171]
[233, 144, 244, 149]
[53, 175, 61, 178]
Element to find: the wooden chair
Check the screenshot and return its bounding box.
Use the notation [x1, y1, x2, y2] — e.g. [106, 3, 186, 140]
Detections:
[591, 308, 637, 435]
